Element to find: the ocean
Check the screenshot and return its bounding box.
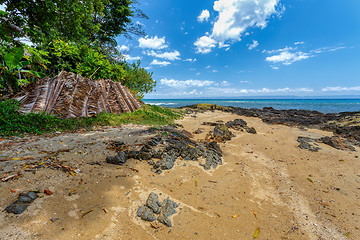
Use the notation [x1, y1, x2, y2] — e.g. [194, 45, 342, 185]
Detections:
[143, 99, 360, 114]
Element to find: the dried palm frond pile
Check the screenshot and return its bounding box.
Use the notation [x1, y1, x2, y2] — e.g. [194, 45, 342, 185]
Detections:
[14, 71, 142, 118]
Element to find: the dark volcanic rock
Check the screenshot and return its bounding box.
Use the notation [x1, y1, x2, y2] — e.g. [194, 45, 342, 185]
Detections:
[137, 193, 179, 227]
[153, 153, 177, 174]
[106, 152, 127, 165]
[203, 149, 222, 170]
[297, 137, 320, 152]
[245, 127, 257, 134]
[214, 124, 232, 140]
[107, 125, 224, 174]
[146, 192, 162, 214]
[5, 191, 38, 214]
[225, 119, 247, 130]
[225, 119, 257, 134]
[157, 198, 179, 227]
[137, 206, 156, 222]
[318, 136, 355, 151]
[194, 128, 204, 134]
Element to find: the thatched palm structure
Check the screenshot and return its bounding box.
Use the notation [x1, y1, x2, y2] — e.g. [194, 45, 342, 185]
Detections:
[15, 71, 142, 118]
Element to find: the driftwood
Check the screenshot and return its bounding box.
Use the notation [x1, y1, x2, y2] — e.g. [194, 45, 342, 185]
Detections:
[14, 71, 142, 118]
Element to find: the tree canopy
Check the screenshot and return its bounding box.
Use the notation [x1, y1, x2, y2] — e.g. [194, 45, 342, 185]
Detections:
[0, 0, 147, 45]
[0, 0, 155, 99]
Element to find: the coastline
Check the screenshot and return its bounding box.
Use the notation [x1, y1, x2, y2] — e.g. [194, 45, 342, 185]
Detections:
[0, 106, 359, 239]
[144, 98, 360, 113]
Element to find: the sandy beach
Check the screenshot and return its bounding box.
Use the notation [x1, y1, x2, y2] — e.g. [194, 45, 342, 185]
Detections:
[1, 110, 359, 239]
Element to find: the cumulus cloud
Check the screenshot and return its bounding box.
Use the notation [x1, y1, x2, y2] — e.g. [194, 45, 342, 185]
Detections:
[321, 86, 360, 92]
[123, 55, 141, 61]
[194, 0, 282, 53]
[139, 36, 168, 49]
[198, 9, 210, 22]
[117, 45, 130, 52]
[184, 58, 197, 62]
[214, 81, 230, 86]
[146, 50, 180, 60]
[160, 78, 214, 88]
[266, 51, 310, 65]
[151, 59, 171, 66]
[248, 40, 259, 50]
[194, 36, 217, 54]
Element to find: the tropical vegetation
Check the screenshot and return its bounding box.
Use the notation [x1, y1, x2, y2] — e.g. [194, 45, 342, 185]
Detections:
[0, 0, 155, 99]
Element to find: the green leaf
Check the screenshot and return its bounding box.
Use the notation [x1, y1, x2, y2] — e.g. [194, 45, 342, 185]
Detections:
[5, 47, 24, 70]
[16, 61, 31, 69]
[346, 232, 350, 238]
[20, 70, 46, 78]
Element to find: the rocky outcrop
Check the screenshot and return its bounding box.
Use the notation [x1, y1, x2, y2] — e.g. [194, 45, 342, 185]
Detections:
[106, 125, 223, 172]
[137, 192, 178, 227]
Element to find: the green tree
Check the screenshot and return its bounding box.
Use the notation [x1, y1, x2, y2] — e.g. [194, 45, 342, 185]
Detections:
[0, 1, 155, 99]
[0, 0, 146, 45]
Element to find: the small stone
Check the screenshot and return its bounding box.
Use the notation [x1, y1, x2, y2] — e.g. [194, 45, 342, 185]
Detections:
[146, 192, 162, 214]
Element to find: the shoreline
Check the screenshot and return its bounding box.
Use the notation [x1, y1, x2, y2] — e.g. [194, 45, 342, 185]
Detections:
[0, 108, 359, 239]
[143, 98, 360, 114]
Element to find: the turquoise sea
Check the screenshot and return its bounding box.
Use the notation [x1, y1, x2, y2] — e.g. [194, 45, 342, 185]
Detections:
[143, 99, 360, 114]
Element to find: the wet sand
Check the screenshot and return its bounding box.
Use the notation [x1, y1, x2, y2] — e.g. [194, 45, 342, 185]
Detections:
[0, 111, 359, 239]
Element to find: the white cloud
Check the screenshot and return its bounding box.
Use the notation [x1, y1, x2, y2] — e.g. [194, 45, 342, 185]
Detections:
[160, 78, 214, 88]
[311, 46, 346, 54]
[123, 55, 141, 61]
[146, 50, 180, 60]
[198, 9, 210, 22]
[117, 45, 130, 52]
[263, 46, 296, 54]
[194, 0, 282, 53]
[235, 87, 313, 94]
[321, 86, 360, 92]
[206, 65, 211, 68]
[212, 70, 218, 73]
[194, 36, 217, 54]
[266, 51, 310, 65]
[151, 59, 171, 66]
[248, 40, 259, 50]
[264, 44, 347, 68]
[139, 36, 168, 49]
[215, 81, 230, 86]
[202, 86, 313, 96]
[184, 58, 197, 62]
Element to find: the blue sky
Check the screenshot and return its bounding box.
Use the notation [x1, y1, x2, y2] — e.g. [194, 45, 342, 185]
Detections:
[117, 0, 360, 99]
[3, 1, 358, 98]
